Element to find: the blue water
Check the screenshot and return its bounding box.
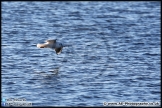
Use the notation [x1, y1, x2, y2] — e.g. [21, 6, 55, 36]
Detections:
[2, 1, 161, 107]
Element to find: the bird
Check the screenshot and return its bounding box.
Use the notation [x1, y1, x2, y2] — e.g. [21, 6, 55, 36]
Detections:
[37, 39, 63, 55]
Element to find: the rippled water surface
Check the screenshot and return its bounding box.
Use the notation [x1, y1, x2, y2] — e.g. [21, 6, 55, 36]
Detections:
[2, 1, 160, 106]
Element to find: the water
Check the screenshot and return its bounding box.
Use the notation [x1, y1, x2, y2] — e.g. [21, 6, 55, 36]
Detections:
[2, 1, 161, 107]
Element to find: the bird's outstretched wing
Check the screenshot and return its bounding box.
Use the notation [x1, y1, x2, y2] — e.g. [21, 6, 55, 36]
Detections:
[37, 43, 49, 48]
[45, 39, 57, 43]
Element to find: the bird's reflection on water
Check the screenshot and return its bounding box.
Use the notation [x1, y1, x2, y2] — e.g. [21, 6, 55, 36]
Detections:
[48, 67, 60, 75]
[34, 67, 60, 80]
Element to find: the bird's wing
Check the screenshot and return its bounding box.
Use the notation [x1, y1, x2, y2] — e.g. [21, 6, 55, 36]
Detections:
[55, 47, 63, 54]
[37, 43, 49, 48]
[45, 39, 57, 43]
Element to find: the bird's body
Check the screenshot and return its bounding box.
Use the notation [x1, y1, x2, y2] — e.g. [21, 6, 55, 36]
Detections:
[37, 39, 63, 54]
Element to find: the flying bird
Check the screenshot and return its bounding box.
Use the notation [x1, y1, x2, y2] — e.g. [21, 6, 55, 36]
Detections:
[37, 39, 63, 55]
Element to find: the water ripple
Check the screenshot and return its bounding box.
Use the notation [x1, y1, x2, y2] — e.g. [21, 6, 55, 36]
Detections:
[2, 1, 160, 107]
